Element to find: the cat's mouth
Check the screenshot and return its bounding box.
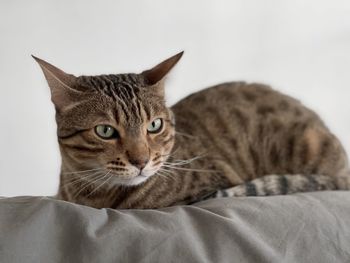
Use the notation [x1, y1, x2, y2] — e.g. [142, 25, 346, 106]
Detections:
[107, 168, 156, 186]
[138, 171, 149, 177]
[106, 159, 163, 183]
[115, 174, 149, 186]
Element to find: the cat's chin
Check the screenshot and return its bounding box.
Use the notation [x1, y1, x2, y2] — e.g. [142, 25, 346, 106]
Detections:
[111, 174, 150, 187]
[125, 175, 149, 186]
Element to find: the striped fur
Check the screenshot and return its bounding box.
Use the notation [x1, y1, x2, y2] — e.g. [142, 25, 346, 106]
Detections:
[207, 173, 350, 200]
[33, 53, 350, 209]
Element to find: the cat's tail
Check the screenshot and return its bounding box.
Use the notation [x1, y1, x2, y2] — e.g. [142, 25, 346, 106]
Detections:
[213, 172, 350, 198]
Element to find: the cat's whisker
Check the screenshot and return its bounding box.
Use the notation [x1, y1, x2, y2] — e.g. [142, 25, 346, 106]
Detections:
[158, 168, 176, 176]
[156, 171, 176, 182]
[161, 165, 217, 173]
[160, 147, 181, 158]
[163, 152, 209, 167]
[160, 175, 174, 183]
[73, 175, 104, 198]
[61, 172, 102, 189]
[87, 171, 113, 197]
[63, 168, 104, 175]
[71, 172, 104, 194]
[157, 168, 177, 181]
[73, 172, 107, 198]
[61, 170, 106, 186]
[63, 169, 104, 180]
[157, 171, 175, 181]
[172, 151, 208, 161]
[164, 155, 205, 166]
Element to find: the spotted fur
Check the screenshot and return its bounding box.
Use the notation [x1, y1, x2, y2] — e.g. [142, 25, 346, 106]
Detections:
[33, 53, 350, 209]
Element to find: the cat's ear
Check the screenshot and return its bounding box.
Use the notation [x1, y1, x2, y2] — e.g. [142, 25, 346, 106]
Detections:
[142, 51, 184, 86]
[32, 55, 80, 112]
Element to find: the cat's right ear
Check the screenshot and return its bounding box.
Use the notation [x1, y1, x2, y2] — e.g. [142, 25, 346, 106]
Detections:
[141, 51, 184, 86]
[32, 55, 80, 112]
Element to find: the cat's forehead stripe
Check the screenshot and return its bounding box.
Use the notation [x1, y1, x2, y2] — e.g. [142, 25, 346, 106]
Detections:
[78, 74, 148, 124]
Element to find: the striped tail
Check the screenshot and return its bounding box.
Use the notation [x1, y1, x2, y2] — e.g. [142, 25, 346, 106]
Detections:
[210, 173, 350, 199]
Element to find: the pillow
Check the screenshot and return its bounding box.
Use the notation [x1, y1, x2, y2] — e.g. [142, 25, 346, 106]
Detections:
[1, 191, 350, 262]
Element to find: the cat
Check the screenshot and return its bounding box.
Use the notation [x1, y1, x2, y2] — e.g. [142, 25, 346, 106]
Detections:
[33, 52, 350, 209]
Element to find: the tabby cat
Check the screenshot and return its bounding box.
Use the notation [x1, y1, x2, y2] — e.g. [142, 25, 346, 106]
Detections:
[33, 52, 350, 209]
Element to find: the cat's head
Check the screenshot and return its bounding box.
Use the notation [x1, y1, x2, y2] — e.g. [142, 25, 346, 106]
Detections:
[33, 52, 183, 186]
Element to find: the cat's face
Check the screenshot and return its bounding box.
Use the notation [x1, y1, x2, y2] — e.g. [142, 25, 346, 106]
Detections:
[58, 75, 176, 186]
[33, 52, 182, 186]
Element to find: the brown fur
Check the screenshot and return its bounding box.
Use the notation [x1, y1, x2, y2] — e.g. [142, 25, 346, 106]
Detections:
[33, 53, 349, 209]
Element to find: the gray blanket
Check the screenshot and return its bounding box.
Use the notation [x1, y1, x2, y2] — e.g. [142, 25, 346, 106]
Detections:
[1, 192, 350, 263]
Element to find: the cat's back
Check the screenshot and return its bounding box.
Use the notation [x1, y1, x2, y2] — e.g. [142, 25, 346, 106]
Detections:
[171, 82, 346, 184]
[172, 81, 324, 131]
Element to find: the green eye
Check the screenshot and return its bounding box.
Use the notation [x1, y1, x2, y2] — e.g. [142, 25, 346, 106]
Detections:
[95, 125, 118, 139]
[147, 118, 163, 133]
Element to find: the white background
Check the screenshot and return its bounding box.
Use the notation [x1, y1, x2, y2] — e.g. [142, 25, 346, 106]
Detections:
[1, 0, 349, 196]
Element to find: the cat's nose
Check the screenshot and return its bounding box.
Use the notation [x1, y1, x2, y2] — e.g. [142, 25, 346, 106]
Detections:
[128, 158, 149, 170]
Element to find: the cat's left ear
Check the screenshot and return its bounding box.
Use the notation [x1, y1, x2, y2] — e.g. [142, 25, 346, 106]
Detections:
[142, 51, 184, 95]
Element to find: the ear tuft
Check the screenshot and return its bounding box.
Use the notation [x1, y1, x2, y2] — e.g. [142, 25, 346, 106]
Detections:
[142, 51, 184, 86]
